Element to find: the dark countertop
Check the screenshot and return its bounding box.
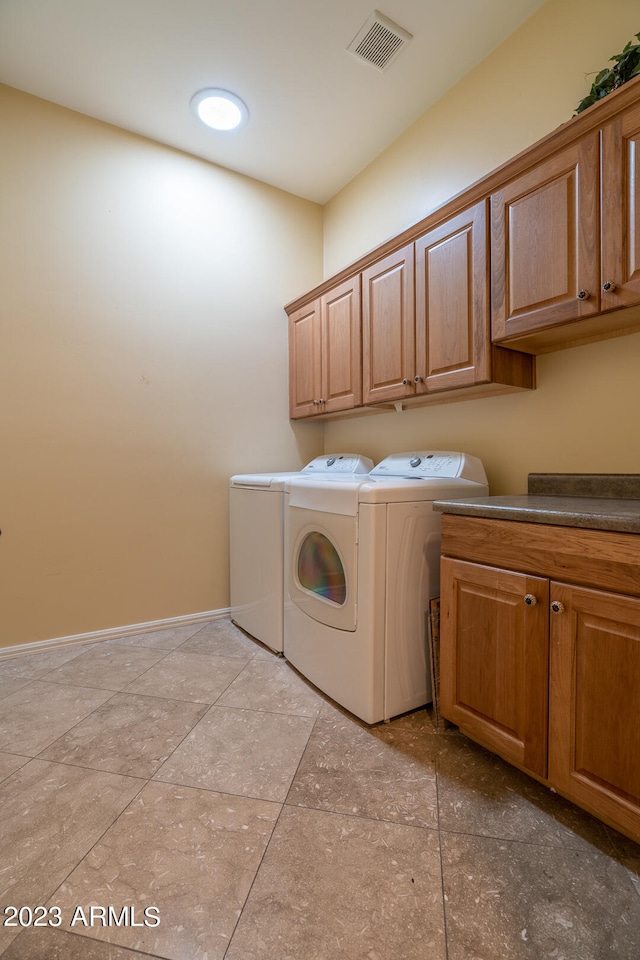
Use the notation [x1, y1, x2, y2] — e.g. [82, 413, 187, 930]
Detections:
[433, 474, 640, 534]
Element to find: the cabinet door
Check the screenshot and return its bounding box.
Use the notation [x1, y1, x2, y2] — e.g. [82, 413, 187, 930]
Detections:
[491, 134, 600, 345]
[415, 201, 490, 393]
[548, 582, 640, 842]
[362, 244, 414, 404]
[601, 99, 640, 311]
[321, 276, 361, 414]
[289, 299, 321, 418]
[440, 557, 549, 777]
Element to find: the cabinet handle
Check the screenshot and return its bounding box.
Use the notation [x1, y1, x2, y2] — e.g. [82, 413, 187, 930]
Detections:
[414, 375, 423, 383]
[550, 600, 565, 614]
[402, 378, 410, 385]
[319, 398, 325, 404]
[524, 594, 537, 606]
[577, 289, 590, 300]
[312, 400, 319, 406]
[603, 280, 617, 292]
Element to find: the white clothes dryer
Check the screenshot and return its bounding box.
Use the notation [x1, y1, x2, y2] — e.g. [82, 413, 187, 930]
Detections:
[283, 451, 489, 723]
[229, 454, 373, 653]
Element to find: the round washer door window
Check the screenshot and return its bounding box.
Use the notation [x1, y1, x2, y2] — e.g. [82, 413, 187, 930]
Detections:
[297, 531, 346, 605]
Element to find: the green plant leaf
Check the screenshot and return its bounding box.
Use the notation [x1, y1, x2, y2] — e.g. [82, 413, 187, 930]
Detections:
[574, 33, 640, 114]
[594, 67, 612, 82]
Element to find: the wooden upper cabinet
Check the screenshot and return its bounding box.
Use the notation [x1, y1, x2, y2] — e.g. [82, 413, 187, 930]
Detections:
[288, 77, 640, 385]
[491, 133, 600, 346]
[289, 299, 322, 419]
[362, 244, 415, 404]
[321, 276, 362, 414]
[415, 201, 490, 392]
[341, 210, 531, 410]
[601, 99, 640, 311]
[288, 276, 361, 419]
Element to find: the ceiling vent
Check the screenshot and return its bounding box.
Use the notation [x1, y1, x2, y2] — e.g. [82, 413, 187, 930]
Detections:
[347, 11, 412, 72]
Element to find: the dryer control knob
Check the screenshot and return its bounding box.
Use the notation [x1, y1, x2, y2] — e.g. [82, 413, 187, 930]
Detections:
[326, 457, 336, 466]
[409, 456, 422, 468]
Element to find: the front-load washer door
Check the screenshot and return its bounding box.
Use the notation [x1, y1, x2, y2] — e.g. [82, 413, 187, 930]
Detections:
[287, 506, 358, 631]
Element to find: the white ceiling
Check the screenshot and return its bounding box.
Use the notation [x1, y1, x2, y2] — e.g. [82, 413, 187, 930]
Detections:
[0, 0, 548, 204]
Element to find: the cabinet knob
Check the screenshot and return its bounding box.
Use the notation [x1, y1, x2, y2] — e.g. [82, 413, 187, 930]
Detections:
[603, 280, 617, 292]
[550, 600, 565, 614]
[402, 378, 410, 386]
[312, 400, 319, 406]
[319, 398, 325, 404]
[524, 594, 537, 606]
[414, 375, 423, 383]
[576, 289, 590, 300]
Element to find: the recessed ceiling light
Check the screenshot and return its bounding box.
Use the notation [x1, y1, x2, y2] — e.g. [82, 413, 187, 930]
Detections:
[190, 88, 249, 131]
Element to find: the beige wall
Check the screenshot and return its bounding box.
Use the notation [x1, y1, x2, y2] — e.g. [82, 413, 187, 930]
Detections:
[0, 85, 323, 648]
[322, 0, 640, 488]
[4, 0, 640, 649]
[323, 0, 640, 274]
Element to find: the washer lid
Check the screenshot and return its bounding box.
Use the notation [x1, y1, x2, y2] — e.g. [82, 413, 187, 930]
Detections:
[356, 476, 489, 504]
[230, 471, 303, 490]
[288, 478, 363, 515]
[230, 453, 373, 490]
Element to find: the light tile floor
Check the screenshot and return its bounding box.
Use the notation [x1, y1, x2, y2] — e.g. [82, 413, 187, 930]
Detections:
[0, 618, 639, 959]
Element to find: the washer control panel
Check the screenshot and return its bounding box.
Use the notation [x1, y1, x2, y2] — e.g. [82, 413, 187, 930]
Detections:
[301, 453, 374, 475]
[370, 451, 487, 484]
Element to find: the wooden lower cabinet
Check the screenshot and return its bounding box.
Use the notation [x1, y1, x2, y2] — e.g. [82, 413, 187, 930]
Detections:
[440, 524, 640, 844]
[548, 582, 640, 842]
[440, 558, 549, 778]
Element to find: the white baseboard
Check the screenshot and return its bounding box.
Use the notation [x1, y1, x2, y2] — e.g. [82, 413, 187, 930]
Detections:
[0, 608, 231, 661]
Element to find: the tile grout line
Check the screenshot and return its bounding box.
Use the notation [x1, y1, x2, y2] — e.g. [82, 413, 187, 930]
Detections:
[435, 740, 452, 960]
[136, 644, 262, 780]
[6, 619, 637, 957]
[221, 705, 324, 958]
[0, 771, 150, 959]
[15, 613, 217, 952]
[6, 620, 241, 773]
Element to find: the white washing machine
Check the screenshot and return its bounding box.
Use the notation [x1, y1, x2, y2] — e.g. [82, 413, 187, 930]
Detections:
[283, 451, 489, 723]
[229, 454, 373, 653]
